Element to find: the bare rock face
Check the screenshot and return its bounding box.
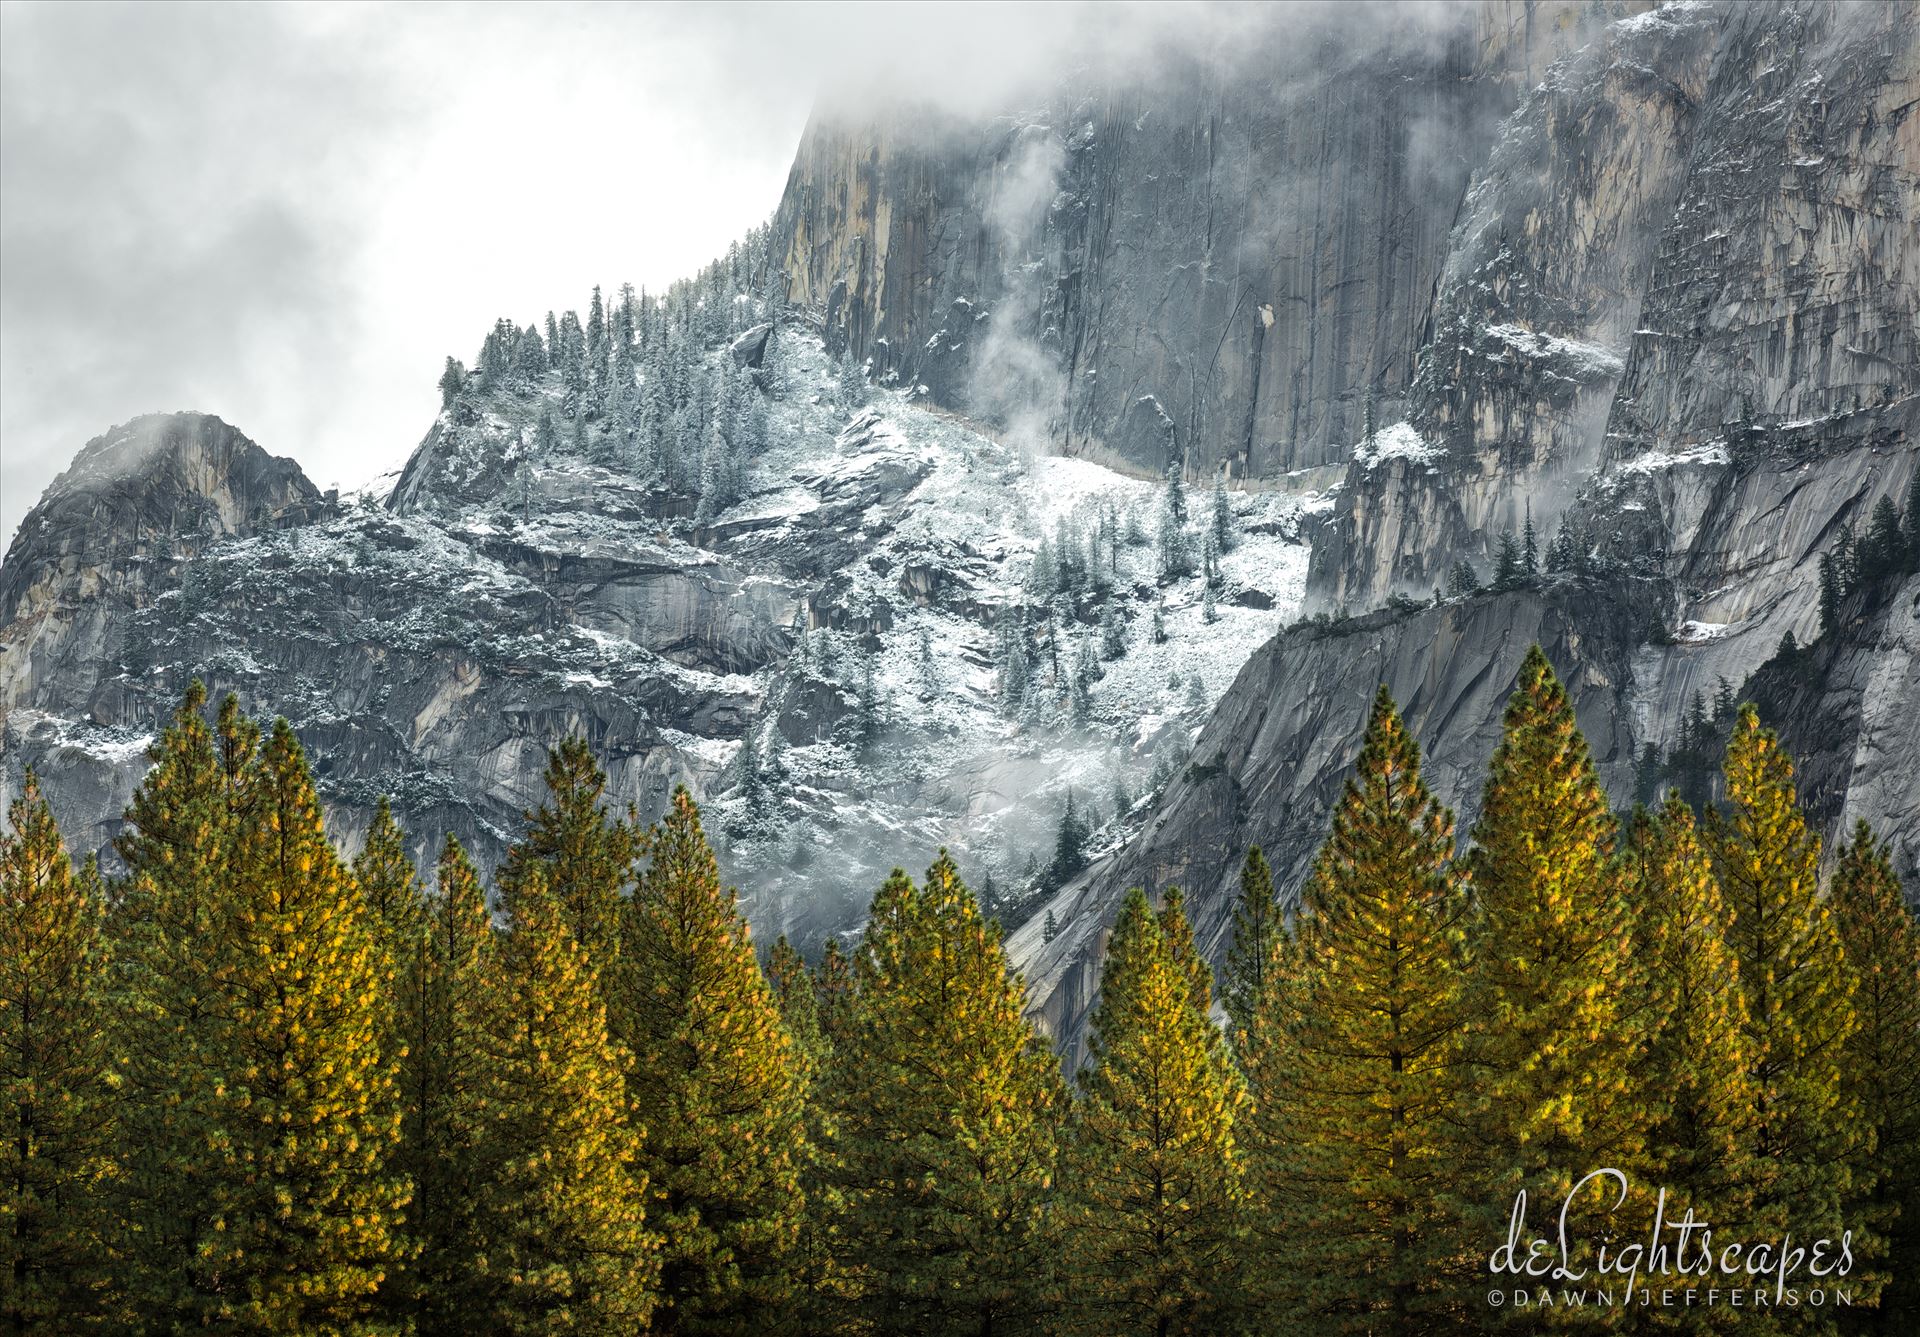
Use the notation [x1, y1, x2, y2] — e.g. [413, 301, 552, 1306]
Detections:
[773, 4, 1622, 481]
[0, 412, 323, 723]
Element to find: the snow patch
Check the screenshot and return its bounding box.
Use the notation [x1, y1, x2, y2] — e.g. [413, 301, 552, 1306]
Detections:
[1352, 422, 1442, 472]
[1619, 442, 1730, 475]
[1482, 323, 1625, 380]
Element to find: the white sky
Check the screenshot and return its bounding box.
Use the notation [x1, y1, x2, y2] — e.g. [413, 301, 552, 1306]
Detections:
[0, 0, 1371, 550]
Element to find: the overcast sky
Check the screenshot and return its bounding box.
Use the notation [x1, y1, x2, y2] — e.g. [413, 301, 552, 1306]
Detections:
[0, 1, 1369, 550]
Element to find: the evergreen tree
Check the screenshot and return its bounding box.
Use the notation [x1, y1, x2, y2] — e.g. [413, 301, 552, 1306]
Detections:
[1157, 886, 1211, 1017]
[813, 938, 855, 1052]
[837, 349, 867, 410]
[439, 356, 466, 409]
[1062, 888, 1248, 1333]
[764, 935, 824, 1072]
[1043, 908, 1059, 944]
[1445, 559, 1479, 599]
[474, 880, 660, 1332]
[1831, 820, 1920, 1328]
[116, 714, 410, 1332]
[1707, 705, 1861, 1245]
[1245, 687, 1466, 1332]
[1491, 532, 1526, 589]
[1210, 471, 1236, 555]
[1, 773, 114, 1330]
[393, 834, 497, 1334]
[615, 788, 808, 1331]
[1156, 464, 1195, 582]
[1628, 799, 1766, 1263]
[1522, 502, 1538, 575]
[353, 795, 420, 943]
[1856, 494, 1904, 587]
[499, 736, 636, 965]
[1220, 844, 1281, 1040]
[1818, 550, 1844, 636]
[1044, 791, 1090, 891]
[1451, 648, 1651, 1292]
[825, 856, 1065, 1334]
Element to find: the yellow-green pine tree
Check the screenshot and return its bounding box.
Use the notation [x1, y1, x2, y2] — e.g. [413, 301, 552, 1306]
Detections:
[615, 787, 809, 1332]
[1, 773, 114, 1330]
[1453, 647, 1652, 1300]
[1248, 685, 1467, 1333]
[827, 855, 1065, 1335]
[354, 795, 422, 942]
[107, 685, 257, 1320]
[475, 874, 660, 1333]
[1707, 706, 1860, 1246]
[189, 718, 411, 1332]
[498, 736, 636, 963]
[393, 834, 497, 1335]
[1157, 886, 1212, 1016]
[813, 936, 854, 1051]
[1629, 796, 1768, 1327]
[1830, 819, 1919, 1329]
[765, 933, 825, 1075]
[1062, 887, 1249, 1335]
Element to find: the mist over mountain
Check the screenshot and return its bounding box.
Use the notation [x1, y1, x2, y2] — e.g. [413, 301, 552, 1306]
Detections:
[2, 0, 1914, 1059]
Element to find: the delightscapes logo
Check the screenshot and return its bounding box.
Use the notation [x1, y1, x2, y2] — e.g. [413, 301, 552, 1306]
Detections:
[1485, 1170, 1857, 1314]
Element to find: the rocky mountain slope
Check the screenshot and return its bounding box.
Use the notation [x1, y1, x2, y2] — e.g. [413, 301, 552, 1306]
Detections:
[1, 0, 1912, 1059]
[0, 332, 1317, 952]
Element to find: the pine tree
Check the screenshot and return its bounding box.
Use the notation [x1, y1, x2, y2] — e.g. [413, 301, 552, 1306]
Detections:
[813, 937, 855, 1051]
[1451, 647, 1652, 1295]
[614, 788, 808, 1331]
[1245, 687, 1466, 1331]
[1830, 820, 1918, 1323]
[1627, 799, 1766, 1260]
[1062, 888, 1248, 1333]
[1522, 502, 1538, 575]
[1491, 532, 1526, 589]
[1220, 845, 1281, 1040]
[1708, 705, 1861, 1245]
[1818, 549, 1845, 636]
[1445, 559, 1479, 598]
[764, 935, 824, 1072]
[825, 856, 1065, 1333]
[1, 773, 114, 1330]
[1156, 464, 1195, 582]
[1044, 791, 1090, 891]
[118, 715, 409, 1332]
[383, 834, 496, 1332]
[1857, 494, 1904, 587]
[837, 349, 867, 410]
[499, 736, 636, 965]
[1210, 471, 1236, 555]
[474, 879, 660, 1332]
[354, 795, 420, 944]
[1157, 886, 1211, 1017]
[439, 356, 466, 409]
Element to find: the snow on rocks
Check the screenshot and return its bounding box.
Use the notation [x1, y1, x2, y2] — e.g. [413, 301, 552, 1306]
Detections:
[1351, 422, 1443, 472]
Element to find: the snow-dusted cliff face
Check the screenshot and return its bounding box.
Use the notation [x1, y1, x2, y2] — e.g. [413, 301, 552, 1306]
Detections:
[0, 333, 1319, 952]
[773, 2, 1628, 481]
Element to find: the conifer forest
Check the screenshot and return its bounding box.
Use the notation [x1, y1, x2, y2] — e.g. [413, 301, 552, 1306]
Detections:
[4, 2, 1918, 1334]
[5, 648, 1917, 1333]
